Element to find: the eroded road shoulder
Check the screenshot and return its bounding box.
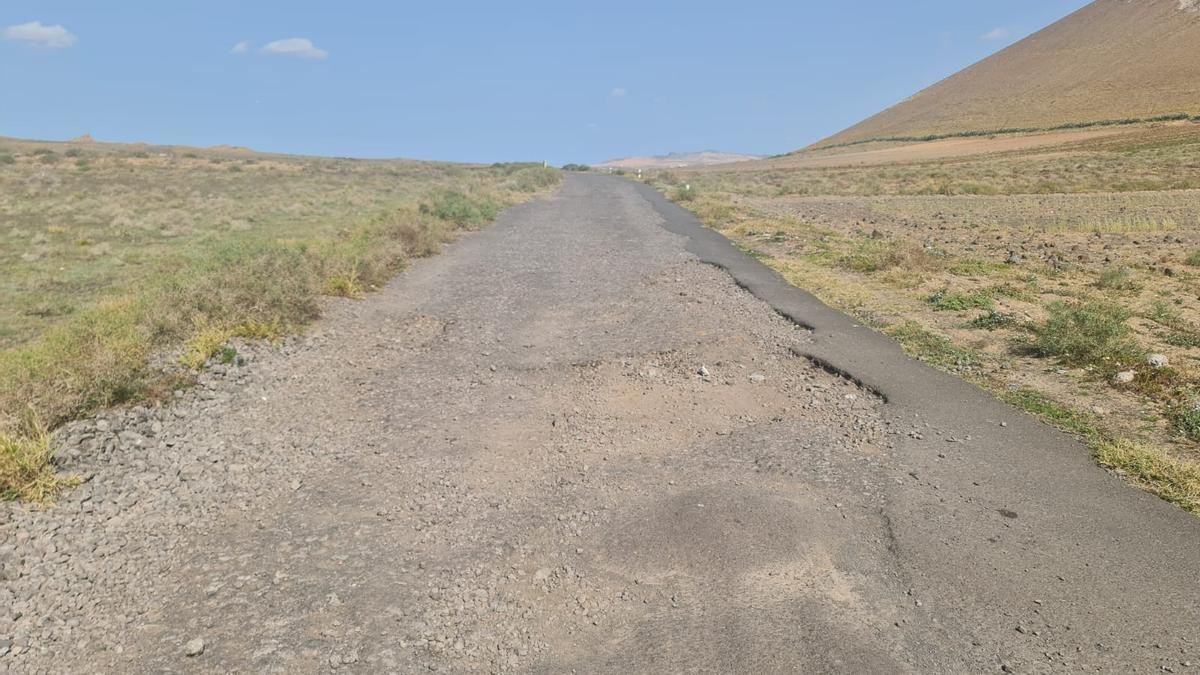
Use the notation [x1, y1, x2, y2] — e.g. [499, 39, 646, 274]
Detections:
[3, 175, 1198, 674]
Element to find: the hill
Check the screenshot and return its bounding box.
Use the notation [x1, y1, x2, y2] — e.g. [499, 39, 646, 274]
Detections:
[597, 150, 762, 170]
[820, 0, 1200, 147]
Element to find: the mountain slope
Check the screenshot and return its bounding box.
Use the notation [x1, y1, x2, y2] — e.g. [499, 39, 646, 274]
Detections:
[820, 0, 1200, 147]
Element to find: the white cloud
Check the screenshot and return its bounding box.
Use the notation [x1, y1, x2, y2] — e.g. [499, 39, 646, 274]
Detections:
[610, 87, 626, 97]
[2, 21, 77, 48]
[261, 37, 328, 59]
[980, 27, 1009, 41]
[231, 40, 251, 55]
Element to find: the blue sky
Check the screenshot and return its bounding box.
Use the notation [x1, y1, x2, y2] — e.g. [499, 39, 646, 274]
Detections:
[1, 1, 1091, 164]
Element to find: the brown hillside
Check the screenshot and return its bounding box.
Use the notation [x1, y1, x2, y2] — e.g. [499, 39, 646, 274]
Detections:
[820, 0, 1200, 147]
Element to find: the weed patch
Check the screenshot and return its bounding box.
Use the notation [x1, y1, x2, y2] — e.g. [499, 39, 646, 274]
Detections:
[1170, 393, 1200, 442]
[326, 267, 365, 299]
[948, 258, 999, 277]
[886, 321, 980, 371]
[674, 185, 698, 202]
[421, 190, 503, 227]
[1002, 388, 1097, 436]
[1096, 267, 1141, 292]
[1097, 439, 1200, 514]
[969, 311, 1019, 331]
[928, 288, 994, 312]
[838, 239, 941, 274]
[1, 414, 76, 502]
[1024, 301, 1143, 372]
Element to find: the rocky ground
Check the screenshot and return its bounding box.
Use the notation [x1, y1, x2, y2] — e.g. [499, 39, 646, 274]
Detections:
[2, 175, 1198, 673]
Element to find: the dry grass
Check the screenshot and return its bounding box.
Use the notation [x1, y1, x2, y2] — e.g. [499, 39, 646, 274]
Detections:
[1097, 439, 1200, 514]
[0, 139, 559, 500]
[0, 413, 78, 503]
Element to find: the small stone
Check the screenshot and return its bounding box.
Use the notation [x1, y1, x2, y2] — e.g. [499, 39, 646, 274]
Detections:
[184, 638, 205, 657]
[748, 373, 766, 384]
[1112, 370, 1136, 385]
[697, 366, 710, 378]
[1147, 354, 1169, 369]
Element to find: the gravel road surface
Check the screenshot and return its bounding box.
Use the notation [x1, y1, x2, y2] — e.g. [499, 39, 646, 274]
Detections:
[3, 174, 1199, 673]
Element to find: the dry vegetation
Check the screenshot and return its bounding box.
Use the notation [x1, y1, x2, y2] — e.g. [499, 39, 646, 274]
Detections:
[650, 130, 1200, 514]
[0, 137, 559, 500]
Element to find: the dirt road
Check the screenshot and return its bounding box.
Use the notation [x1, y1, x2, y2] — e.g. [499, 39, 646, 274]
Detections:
[5, 174, 1199, 673]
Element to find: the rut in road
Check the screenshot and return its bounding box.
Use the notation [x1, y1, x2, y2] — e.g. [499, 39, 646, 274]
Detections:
[5, 175, 1200, 673]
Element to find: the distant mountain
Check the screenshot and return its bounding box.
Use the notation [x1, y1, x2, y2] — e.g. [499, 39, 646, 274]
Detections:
[819, 0, 1200, 147]
[596, 150, 762, 170]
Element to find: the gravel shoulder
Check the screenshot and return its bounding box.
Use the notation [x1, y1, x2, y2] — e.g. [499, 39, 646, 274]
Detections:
[2, 175, 1199, 673]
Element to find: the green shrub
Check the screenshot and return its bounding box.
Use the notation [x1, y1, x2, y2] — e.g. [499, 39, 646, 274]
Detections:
[1025, 301, 1143, 372]
[1146, 298, 1184, 327]
[1185, 249, 1200, 267]
[1096, 267, 1140, 292]
[1171, 396, 1200, 442]
[969, 311, 1018, 331]
[838, 240, 941, 274]
[421, 190, 503, 227]
[506, 167, 559, 192]
[674, 185, 698, 202]
[0, 154, 14, 165]
[1165, 331, 1200, 349]
[561, 163, 591, 172]
[948, 258, 997, 277]
[927, 288, 994, 311]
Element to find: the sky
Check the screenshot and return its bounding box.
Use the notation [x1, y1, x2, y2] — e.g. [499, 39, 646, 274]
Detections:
[0, 1, 1092, 165]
